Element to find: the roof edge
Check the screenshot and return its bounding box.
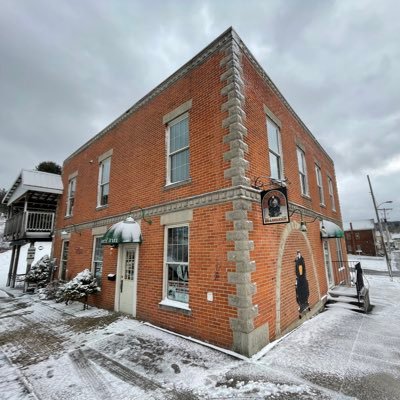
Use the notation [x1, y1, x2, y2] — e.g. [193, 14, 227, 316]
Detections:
[64, 27, 235, 163]
[64, 26, 333, 166]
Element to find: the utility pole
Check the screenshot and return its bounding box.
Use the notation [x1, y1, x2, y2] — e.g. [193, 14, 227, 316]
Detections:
[367, 175, 393, 279]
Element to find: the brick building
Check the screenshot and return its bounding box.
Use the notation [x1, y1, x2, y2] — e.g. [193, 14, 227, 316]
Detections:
[54, 28, 346, 357]
[344, 219, 379, 256]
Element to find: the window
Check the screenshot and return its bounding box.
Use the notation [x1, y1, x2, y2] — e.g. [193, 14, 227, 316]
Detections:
[297, 147, 309, 195]
[164, 225, 189, 304]
[315, 165, 324, 205]
[66, 177, 76, 216]
[167, 114, 189, 184]
[60, 240, 69, 281]
[92, 237, 103, 286]
[98, 157, 111, 206]
[267, 118, 283, 180]
[355, 232, 360, 240]
[328, 177, 336, 211]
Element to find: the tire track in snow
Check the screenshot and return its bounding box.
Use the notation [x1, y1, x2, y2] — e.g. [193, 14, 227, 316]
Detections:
[82, 347, 198, 399]
[69, 349, 112, 400]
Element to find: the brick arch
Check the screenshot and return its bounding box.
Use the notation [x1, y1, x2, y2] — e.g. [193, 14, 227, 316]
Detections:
[275, 221, 321, 337]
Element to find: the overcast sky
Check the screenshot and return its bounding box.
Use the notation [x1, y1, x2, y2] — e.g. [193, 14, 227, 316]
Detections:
[1, 0, 399, 222]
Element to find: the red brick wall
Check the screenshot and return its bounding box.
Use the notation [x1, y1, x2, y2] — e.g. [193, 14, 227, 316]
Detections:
[242, 55, 342, 222]
[242, 52, 345, 338]
[57, 50, 229, 228]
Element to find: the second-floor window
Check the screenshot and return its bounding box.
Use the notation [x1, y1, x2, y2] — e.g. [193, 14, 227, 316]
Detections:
[267, 118, 283, 180]
[98, 157, 111, 206]
[328, 177, 336, 211]
[315, 165, 324, 205]
[297, 147, 309, 196]
[167, 114, 189, 184]
[66, 177, 76, 216]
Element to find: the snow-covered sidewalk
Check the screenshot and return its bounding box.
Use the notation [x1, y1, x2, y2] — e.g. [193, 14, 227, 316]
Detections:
[1, 252, 400, 399]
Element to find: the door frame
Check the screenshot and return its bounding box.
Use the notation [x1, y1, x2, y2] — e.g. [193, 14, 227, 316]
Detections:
[114, 243, 139, 317]
[323, 240, 334, 288]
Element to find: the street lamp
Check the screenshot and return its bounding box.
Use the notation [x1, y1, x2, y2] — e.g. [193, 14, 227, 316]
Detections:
[377, 200, 393, 209]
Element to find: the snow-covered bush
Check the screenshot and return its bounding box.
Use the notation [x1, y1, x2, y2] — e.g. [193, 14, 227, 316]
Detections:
[37, 280, 65, 300]
[25, 255, 51, 288]
[56, 269, 99, 309]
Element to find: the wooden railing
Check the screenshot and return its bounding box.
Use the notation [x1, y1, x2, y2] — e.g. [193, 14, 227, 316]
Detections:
[4, 211, 55, 240]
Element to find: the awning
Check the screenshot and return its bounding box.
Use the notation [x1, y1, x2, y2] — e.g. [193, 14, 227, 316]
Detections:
[101, 217, 142, 245]
[321, 220, 344, 239]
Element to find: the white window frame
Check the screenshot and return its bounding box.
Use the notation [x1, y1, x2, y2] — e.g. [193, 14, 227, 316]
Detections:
[328, 176, 336, 211]
[66, 176, 76, 216]
[92, 236, 104, 287]
[315, 164, 325, 205]
[166, 113, 190, 185]
[60, 240, 69, 280]
[297, 147, 309, 196]
[161, 223, 190, 310]
[98, 157, 111, 207]
[267, 117, 283, 180]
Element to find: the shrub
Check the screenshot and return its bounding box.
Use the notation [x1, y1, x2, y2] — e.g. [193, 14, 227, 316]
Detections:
[37, 280, 64, 300]
[56, 269, 99, 309]
[25, 255, 51, 288]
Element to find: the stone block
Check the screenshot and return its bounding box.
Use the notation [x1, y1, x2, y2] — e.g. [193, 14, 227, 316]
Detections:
[232, 199, 252, 211]
[227, 250, 250, 263]
[228, 271, 252, 284]
[232, 323, 269, 357]
[232, 176, 251, 186]
[226, 210, 247, 221]
[223, 148, 245, 161]
[234, 220, 253, 231]
[235, 240, 254, 251]
[228, 294, 253, 308]
[238, 305, 259, 320]
[230, 318, 254, 333]
[236, 260, 256, 273]
[226, 230, 249, 241]
[236, 282, 257, 297]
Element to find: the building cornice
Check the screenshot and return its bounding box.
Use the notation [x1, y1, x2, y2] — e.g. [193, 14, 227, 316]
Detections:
[64, 27, 333, 166]
[57, 185, 260, 233]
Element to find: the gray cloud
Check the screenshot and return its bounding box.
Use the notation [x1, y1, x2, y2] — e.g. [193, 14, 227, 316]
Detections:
[1, 0, 399, 221]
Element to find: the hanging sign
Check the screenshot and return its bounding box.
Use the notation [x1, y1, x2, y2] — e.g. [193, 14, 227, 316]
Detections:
[261, 187, 289, 225]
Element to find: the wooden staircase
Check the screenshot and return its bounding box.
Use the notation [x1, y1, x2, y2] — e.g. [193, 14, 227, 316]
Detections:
[326, 286, 371, 313]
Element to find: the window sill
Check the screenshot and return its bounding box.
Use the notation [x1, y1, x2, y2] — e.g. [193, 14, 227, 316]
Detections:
[301, 194, 312, 201]
[164, 178, 192, 191]
[64, 215, 73, 219]
[159, 299, 192, 315]
[96, 205, 109, 211]
[320, 203, 326, 208]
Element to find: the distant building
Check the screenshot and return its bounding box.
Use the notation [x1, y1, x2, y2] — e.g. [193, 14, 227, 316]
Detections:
[344, 219, 379, 256]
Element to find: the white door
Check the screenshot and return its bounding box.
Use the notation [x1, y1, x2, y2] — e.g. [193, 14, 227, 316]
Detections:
[323, 240, 334, 287]
[118, 244, 138, 316]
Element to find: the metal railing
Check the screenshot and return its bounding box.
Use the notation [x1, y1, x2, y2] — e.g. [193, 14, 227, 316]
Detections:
[4, 211, 55, 239]
[331, 260, 369, 289]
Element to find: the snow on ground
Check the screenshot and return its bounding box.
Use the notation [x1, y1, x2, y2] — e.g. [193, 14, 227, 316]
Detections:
[0, 242, 52, 286]
[348, 253, 388, 271]
[1, 249, 400, 399]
